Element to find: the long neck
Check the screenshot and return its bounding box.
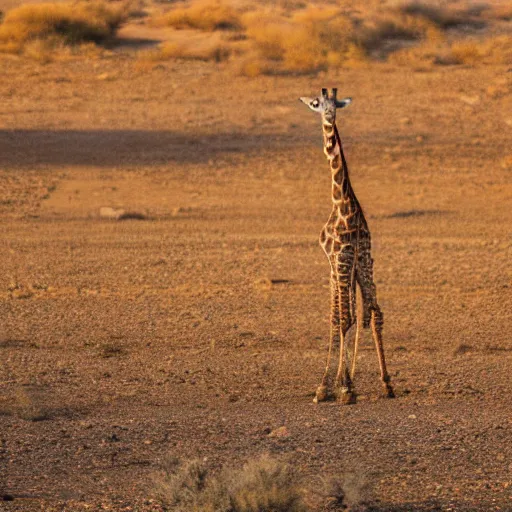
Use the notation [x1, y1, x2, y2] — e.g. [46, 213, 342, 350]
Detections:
[322, 120, 352, 204]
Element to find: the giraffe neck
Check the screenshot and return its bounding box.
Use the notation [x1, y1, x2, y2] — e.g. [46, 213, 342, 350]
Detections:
[322, 120, 353, 205]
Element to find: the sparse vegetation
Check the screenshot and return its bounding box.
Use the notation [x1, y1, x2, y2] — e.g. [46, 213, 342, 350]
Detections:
[0, 1, 127, 57]
[390, 34, 512, 68]
[140, 38, 231, 63]
[154, 456, 309, 512]
[146, 0, 512, 73]
[1, 0, 509, 70]
[398, 1, 484, 29]
[153, 455, 367, 512]
[154, 0, 243, 31]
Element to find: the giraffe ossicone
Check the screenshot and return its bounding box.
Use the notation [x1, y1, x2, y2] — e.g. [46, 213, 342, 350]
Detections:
[300, 87, 395, 404]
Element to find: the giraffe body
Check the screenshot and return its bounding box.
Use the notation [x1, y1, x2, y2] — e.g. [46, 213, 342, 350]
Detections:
[300, 88, 394, 403]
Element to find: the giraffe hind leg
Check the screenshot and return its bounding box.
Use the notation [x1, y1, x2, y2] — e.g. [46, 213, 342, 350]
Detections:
[370, 306, 395, 398]
[350, 313, 361, 381]
[350, 285, 363, 381]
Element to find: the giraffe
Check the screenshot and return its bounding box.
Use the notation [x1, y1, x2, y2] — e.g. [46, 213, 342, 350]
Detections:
[299, 88, 394, 404]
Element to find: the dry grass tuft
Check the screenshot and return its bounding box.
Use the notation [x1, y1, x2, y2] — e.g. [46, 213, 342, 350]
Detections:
[154, 455, 308, 512]
[390, 34, 512, 68]
[155, 0, 243, 31]
[304, 472, 367, 511]
[139, 38, 232, 63]
[0, 1, 126, 56]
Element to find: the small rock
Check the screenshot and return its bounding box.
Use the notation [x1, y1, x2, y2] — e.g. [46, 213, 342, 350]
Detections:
[172, 206, 193, 217]
[408, 414, 417, 419]
[267, 426, 290, 438]
[97, 72, 116, 81]
[99, 207, 146, 221]
[12, 289, 33, 300]
[459, 95, 480, 106]
[501, 155, 512, 169]
[100, 207, 125, 220]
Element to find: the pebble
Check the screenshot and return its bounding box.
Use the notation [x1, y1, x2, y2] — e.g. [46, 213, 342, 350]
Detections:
[99, 207, 125, 220]
[99, 207, 146, 221]
[267, 426, 290, 438]
[459, 95, 480, 105]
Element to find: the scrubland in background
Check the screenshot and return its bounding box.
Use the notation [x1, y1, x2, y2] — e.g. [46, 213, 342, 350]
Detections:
[0, 0, 510, 70]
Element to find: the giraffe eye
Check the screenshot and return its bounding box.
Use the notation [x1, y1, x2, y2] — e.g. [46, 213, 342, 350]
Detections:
[312, 100, 319, 108]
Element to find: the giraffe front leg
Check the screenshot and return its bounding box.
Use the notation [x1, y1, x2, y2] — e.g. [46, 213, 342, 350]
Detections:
[334, 325, 356, 404]
[332, 247, 357, 404]
[314, 276, 339, 403]
[370, 307, 395, 398]
[350, 312, 361, 381]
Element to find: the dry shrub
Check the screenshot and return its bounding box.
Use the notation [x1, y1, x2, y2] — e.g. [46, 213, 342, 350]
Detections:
[237, 52, 278, 77]
[389, 35, 512, 67]
[358, 10, 444, 57]
[399, 1, 482, 29]
[388, 41, 440, 68]
[140, 39, 231, 62]
[155, 0, 243, 31]
[242, 7, 365, 74]
[447, 40, 481, 65]
[154, 455, 308, 512]
[242, 11, 288, 61]
[477, 35, 512, 64]
[304, 473, 367, 511]
[285, 7, 355, 72]
[444, 36, 512, 65]
[486, 4, 512, 21]
[0, 1, 126, 55]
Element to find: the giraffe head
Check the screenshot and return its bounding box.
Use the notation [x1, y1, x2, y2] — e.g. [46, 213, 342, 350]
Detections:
[299, 88, 351, 124]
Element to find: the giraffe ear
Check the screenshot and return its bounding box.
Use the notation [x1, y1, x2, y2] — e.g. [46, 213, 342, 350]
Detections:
[335, 98, 352, 109]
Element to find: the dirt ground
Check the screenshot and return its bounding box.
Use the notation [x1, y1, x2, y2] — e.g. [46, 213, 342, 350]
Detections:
[1, 49, 511, 511]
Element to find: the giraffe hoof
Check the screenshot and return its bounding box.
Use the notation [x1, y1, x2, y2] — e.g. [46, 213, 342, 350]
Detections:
[313, 385, 329, 403]
[335, 387, 357, 405]
[340, 391, 357, 405]
[383, 384, 395, 399]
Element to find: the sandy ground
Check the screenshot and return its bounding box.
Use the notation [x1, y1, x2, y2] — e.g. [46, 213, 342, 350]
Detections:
[0, 54, 511, 511]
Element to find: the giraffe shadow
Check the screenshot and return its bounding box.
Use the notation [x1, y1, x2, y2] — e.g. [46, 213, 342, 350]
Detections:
[0, 129, 296, 169]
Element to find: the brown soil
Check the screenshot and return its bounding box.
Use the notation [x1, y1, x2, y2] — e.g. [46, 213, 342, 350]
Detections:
[1, 54, 511, 511]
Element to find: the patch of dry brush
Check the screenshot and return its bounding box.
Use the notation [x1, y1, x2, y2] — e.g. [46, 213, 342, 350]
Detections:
[0, 1, 127, 59]
[153, 455, 368, 511]
[154, 0, 243, 31]
[154, 456, 308, 512]
[148, 0, 512, 74]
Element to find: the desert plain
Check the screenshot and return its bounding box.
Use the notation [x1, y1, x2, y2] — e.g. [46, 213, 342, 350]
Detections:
[0, 0, 511, 510]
